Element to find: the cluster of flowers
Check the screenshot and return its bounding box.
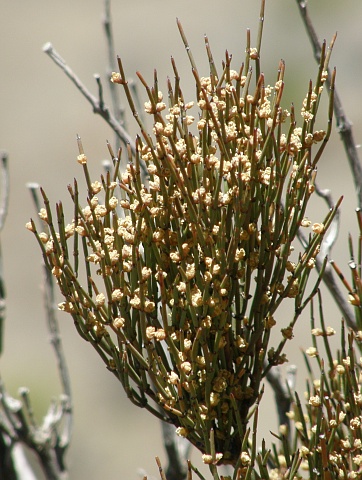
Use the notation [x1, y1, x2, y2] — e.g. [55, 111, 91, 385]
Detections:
[27, 41, 337, 469]
[274, 326, 362, 479]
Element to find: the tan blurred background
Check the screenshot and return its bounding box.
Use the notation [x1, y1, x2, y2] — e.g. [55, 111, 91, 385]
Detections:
[0, 0, 361, 478]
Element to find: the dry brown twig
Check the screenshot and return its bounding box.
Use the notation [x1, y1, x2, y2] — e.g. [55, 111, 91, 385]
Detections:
[296, 0, 362, 208]
[0, 184, 72, 480]
[295, 0, 359, 330]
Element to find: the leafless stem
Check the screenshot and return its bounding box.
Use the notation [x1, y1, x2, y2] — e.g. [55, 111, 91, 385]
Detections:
[102, 1, 146, 149]
[160, 423, 192, 480]
[0, 153, 27, 479]
[0, 428, 18, 479]
[27, 183, 72, 400]
[0, 176, 71, 476]
[43, 42, 149, 179]
[266, 187, 351, 428]
[265, 365, 296, 431]
[297, 185, 356, 329]
[0, 182, 74, 478]
[0, 152, 9, 233]
[295, 0, 360, 330]
[103, 4, 182, 480]
[43, 264, 73, 444]
[42, 42, 135, 152]
[102, 0, 125, 139]
[264, 189, 345, 428]
[0, 153, 8, 358]
[0, 378, 69, 480]
[295, 0, 362, 208]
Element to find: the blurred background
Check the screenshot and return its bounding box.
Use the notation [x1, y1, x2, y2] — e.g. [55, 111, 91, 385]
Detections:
[0, 0, 361, 478]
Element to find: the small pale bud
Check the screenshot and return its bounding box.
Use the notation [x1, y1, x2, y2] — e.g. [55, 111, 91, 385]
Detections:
[306, 347, 318, 357]
[176, 427, 188, 437]
[77, 154, 87, 165]
[311, 223, 324, 234]
[113, 317, 125, 329]
[309, 395, 321, 407]
[25, 221, 35, 232]
[95, 293, 106, 307]
[110, 72, 123, 84]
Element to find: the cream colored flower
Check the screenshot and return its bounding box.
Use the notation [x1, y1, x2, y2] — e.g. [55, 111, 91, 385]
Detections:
[196, 356, 205, 367]
[278, 455, 286, 467]
[108, 196, 118, 210]
[95, 293, 106, 307]
[109, 250, 120, 265]
[113, 317, 125, 329]
[342, 356, 350, 367]
[154, 328, 166, 341]
[176, 282, 187, 293]
[64, 223, 75, 238]
[52, 266, 62, 277]
[25, 221, 35, 232]
[39, 232, 48, 243]
[110, 72, 122, 84]
[111, 289, 123, 302]
[58, 302, 74, 313]
[311, 222, 324, 234]
[168, 371, 179, 385]
[144, 300, 155, 313]
[91, 181, 102, 193]
[141, 267, 152, 281]
[210, 392, 220, 407]
[77, 154, 87, 165]
[146, 326, 155, 339]
[202, 453, 223, 465]
[350, 416, 361, 430]
[240, 451, 251, 465]
[186, 263, 196, 280]
[94, 204, 107, 218]
[202, 455, 213, 465]
[38, 208, 48, 221]
[336, 364, 345, 374]
[325, 326, 336, 336]
[341, 439, 351, 449]
[299, 446, 310, 458]
[191, 287, 203, 307]
[301, 217, 311, 227]
[180, 361, 192, 374]
[279, 424, 288, 436]
[249, 47, 258, 59]
[175, 427, 188, 437]
[309, 395, 321, 407]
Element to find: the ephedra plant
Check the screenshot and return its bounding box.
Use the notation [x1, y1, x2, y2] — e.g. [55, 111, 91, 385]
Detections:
[24, 2, 362, 478]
